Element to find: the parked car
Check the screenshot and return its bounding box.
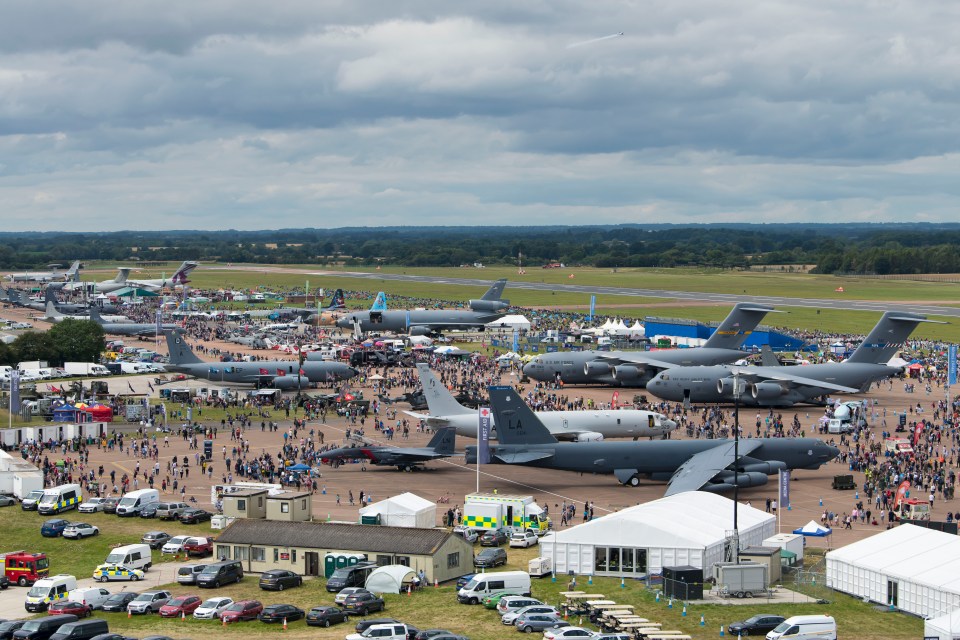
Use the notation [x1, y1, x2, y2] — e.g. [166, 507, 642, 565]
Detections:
[182, 537, 213, 557]
[192, 596, 233, 619]
[452, 526, 479, 543]
[354, 618, 403, 633]
[0, 620, 26, 639]
[480, 527, 510, 546]
[63, 523, 100, 539]
[497, 596, 544, 615]
[101, 497, 120, 514]
[159, 595, 203, 618]
[141, 531, 171, 549]
[514, 614, 569, 634]
[342, 592, 386, 615]
[0, 576, 9, 590]
[161, 535, 190, 555]
[258, 604, 305, 623]
[306, 606, 350, 627]
[156, 502, 189, 520]
[127, 590, 172, 614]
[179, 508, 211, 524]
[502, 605, 558, 625]
[77, 498, 108, 514]
[414, 630, 454, 640]
[20, 489, 44, 511]
[258, 569, 303, 591]
[101, 592, 138, 612]
[0, 495, 15, 507]
[543, 627, 598, 640]
[139, 504, 159, 519]
[93, 563, 144, 582]
[176, 564, 207, 585]
[334, 588, 370, 605]
[509, 531, 538, 548]
[40, 518, 71, 537]
[220, 600, 263, 623]
[727, 615, 787, 636]
[474, 547, 508, 568]
[455, 574, 475, 590]
[47, 601, 91, 618]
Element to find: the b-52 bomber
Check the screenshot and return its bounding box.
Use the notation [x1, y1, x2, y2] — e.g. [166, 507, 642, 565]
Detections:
[318, 427, 456, 471]
[465, 386, 838, 493]
[522, 303, 777, 387]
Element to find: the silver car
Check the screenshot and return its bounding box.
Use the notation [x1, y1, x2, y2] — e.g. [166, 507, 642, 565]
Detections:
[127, 590, 172, 614]
[78, 498, 108, 513]
[513, 613, 569, 634]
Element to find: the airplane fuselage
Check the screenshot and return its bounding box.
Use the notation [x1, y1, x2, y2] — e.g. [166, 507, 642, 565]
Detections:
[424, 409, 677, 440]
[167, 360, 355, 386]
[336, 309, 507, 335]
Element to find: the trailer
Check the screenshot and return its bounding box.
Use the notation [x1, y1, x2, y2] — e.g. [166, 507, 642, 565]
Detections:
[714, 562, 769, 598]
[463, 493, 551, 535]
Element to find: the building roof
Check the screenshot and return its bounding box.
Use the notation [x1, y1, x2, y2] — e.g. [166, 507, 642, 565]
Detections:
[223, 489, 268, 497]
[267, 491, 311, 500]
[741, 547, 780, 557]
[215, 519, 454, 556]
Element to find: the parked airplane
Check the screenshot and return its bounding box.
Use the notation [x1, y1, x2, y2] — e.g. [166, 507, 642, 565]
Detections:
[464, 386, 838, 492]
[126, 261, 199, 289]
[406, 364, 677, 441]
[2, 287, 120, 314]
[522, 302, 777, 387]
[647, 310, 938, 407]
[5, 261, 81, 283]
[318, 427, 457, 471]
[245, 289, 346, 322]
[62, 267, 132, 294]
[43, 301, 131, 324]
[334, 279, 510, 337]
[164, 330, 356, 389]
[87, 306, 180, 337]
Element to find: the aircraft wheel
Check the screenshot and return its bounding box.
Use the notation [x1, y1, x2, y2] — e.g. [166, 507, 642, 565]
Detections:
[628, 475, 640, 487]
[361, 466, 367, 471]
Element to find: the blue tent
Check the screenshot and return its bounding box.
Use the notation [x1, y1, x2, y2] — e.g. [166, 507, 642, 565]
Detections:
[287, 463, 311, 471]
[793, 520, 832, 537]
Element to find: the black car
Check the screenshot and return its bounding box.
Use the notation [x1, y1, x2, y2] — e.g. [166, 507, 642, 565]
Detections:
[415, 629, 455, 640]
[728, 615, 787, 636]
[480, 527, 510, 546]
[101, 592, 139, 612]
[139, 504, 158, 518]
[258, 569, 303, 591]
[102, 497, 120, 514]
[90, 635, 140, 640]
[180, 508, 212, 524]
[474, 547, 507, 568]
[0, 576, 9, 590]
[0, 620, 26, 640]
[258, 604, 305, 623]
[141, 531, 171, 549]
[343, 592, 386, 615]
[306, 606, 350, 627]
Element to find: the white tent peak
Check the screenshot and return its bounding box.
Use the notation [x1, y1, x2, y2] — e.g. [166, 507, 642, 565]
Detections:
[365, 565, 416, 594]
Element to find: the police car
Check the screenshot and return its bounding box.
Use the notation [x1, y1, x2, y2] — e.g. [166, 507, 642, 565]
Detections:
[93, 563, 144, 582]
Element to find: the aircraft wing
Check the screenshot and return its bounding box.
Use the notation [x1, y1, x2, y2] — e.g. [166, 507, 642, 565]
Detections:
[595, 353, 683, 371]
[401, 410, 450, 427]
[727, 366, 860, 394]
[665, 440, 763, 496]
[494, 450, 555, 464]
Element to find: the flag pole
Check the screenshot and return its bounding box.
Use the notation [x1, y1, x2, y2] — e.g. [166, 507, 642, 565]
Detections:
[777, 472, 782, 534]
[476, 404, 480, 494]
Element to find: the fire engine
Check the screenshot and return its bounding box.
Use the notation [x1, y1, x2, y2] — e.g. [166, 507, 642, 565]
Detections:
[1, 550, 50, 586]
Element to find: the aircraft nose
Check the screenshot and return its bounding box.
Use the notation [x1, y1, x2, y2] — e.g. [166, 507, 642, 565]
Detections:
[522, 362, 535, 376]
[662, 418, 678, 432]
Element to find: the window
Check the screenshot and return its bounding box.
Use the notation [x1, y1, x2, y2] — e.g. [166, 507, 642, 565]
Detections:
[622, 548, 634, 573]
[216, 546, 230, 559]
[292, 550, 297, 563]
[301, 499, 307, 510]
[273, 548, 279, 563]
[258, 497, 263, 508]
[488, 580, 505, 590]
[251, 547, 265, 562]
[595, 547, 608, 571]
[395, 555, 410, 567]
[234, 547, 248, 561]
[237, 499, 246, 510]
[376, 555, 391, 566]
[447, 552, 460, 569]
[280, 502, 290, 513]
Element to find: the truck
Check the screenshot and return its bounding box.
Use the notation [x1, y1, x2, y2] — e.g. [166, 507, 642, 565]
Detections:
[463, 493, 551, 535]
[62, 362, 111, 377]
[1, 550, 50, 586]
[885, 438, 914, 456]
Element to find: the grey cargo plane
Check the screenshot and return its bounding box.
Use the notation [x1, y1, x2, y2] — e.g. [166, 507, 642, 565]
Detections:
[647, 310, 939, 407]
[464, 386, 839, 493]
[335, 279, 510, 337]
[164, 330, 356, 389]
[318, 427, 456, 471]
[522, 303, 777, 387]
[88, 306, 181, 337]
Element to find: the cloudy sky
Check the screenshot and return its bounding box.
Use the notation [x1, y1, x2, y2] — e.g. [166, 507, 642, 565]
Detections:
[2, 1, 959, 231]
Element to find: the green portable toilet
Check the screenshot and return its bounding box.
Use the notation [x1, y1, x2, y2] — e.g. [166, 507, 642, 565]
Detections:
[324, 553, 338, 578]
[360, 514, 381, 525]
[347, 555, 361, 566]
[335, 555, 349, 569]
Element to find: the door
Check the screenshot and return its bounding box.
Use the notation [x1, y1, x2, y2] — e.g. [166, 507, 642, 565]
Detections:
[887, 579, 899, 607]
[305, 552, 319, 577]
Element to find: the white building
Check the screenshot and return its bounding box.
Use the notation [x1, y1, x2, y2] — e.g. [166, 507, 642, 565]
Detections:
[540, 492, 775, 578]
[827, 524, 960, 619]
[358, 492, 437, 529]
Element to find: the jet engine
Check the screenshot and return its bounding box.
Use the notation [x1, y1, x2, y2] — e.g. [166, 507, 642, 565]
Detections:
[271, 375, 308, 390]
[740, 460, 787, 475]
[717, 377, 746, 396]
[584, 361, 611, 376]
[612, 365, 642, 381]
[469, 299, 509, 312]
[714, 470, 769, 488]
[408, 326, 435, 337]
[573, 431, 604, 442]
[751, 382, 787, 401]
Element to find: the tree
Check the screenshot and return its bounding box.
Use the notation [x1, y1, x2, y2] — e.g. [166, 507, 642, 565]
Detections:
[12, 331, 59, 365]
[47, 319, 106, 365]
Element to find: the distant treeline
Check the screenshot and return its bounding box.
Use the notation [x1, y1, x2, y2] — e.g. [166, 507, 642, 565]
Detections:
[2, 224, 960, 275]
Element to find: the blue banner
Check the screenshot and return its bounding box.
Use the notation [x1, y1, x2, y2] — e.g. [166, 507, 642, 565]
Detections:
[949, 344, 957, 387]
[512, 330, 519, 352]
[478, 407, 492, 464]
[589, 295, 596, 321]
[9, 370, 20, 411]
[779, 469, 790, 509]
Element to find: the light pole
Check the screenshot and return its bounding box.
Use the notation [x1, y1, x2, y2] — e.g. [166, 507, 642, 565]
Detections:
[732, 371, 741, 564]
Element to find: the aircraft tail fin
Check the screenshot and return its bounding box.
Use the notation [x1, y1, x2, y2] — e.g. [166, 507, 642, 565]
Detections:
[426, 427, 457, 455]
[482, 279, 508, 301]
[64, 261, 81, 281]
[487, 386, 558, 445]
[171, 261, 198, 285]
[470, 279, 509, 311]
[114, 268, 131, 284]
[845, 311, 939, 364]
[370, 292, 387, 311]
[88, 304, 103, 323]
[703, 303, 778, 349]
[416, 364, 470, 416]
[759, 345, 781, 367]
[325, 289, 345, 310]
[45, 300, 64, 319]
[164, 330, 204, 365]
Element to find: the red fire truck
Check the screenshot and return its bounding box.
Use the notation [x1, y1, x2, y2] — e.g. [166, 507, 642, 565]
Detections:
[1, 550, 50, 586]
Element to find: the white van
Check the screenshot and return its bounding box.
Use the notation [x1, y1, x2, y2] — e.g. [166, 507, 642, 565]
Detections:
[766, 615, 837, 640]
[24, 574, 78, 612]
[457, 570, 531, 605]
[116, 488, 160, 517]
[37, 484, 83, 515]
[105, 544, 153, 571]
[67, 586, 112, 610]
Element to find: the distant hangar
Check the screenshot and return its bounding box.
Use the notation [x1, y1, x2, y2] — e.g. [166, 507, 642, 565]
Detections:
[644, 315, 808, 352]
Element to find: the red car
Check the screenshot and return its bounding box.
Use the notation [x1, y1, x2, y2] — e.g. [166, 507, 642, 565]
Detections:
[47, 601, 91, 618]
[220, 600, 263, 623]
[159, 594, 203, 618]
[183, 536, 214, 557]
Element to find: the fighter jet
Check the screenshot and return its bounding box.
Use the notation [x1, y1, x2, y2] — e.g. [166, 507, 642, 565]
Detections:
[407, 363, 677, 441]
[318, 427, 457, 471]
[647, 310, 939, 407]
[163, 330, 356, 389]
[464, 386, 839, 493]
[522, 302, 777, 387]
[335, 280, 510, 338]
[5, 261, 81, 283]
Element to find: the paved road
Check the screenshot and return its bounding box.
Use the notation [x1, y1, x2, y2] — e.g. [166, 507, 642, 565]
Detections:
[207, 266, 960, 317]
[0, 558, 192, 621]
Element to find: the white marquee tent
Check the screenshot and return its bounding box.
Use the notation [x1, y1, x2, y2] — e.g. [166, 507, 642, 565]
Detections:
[485, 315, 531, 331]
[540, 492, 775, 578]
[358, 492, 437, 529]
[826, 524, 960, 619]
[365, 565, 416, 594]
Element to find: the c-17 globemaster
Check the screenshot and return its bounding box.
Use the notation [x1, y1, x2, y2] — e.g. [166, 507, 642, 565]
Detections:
[465, 386, 838, 493]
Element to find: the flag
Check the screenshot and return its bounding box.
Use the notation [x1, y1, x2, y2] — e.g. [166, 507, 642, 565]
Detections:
[894, 480, 911, 508]
[259, 368, 268, 375]
[10, 370, 20, 410]
[949, 345, 957, 386]
[779, 469, 790, 509]
[913, 422, 925, 447]
[478, 406, 492, 464]
[588, 295, 596, 321]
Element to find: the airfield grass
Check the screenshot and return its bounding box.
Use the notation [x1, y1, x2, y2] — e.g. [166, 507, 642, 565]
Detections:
[2, 508, 920, 640]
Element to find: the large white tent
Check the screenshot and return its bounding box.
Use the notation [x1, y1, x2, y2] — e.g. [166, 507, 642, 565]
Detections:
[358, 492, 437, 529]
[826, 524, 960, 618]
[540, 492, 775, 578]
[926, 610, 960, 640]
[485, 315, 531, 331]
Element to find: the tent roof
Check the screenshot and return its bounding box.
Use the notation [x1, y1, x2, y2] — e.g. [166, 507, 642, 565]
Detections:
[827, 524, 960, 593]
[542, 492, 773, 549]
[365, 565, 416, 594]
[794, 520, 832, 536]
[359, 492, 434, 516]
[926, 609, 960, 637]
[110, 286, 160, 297]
